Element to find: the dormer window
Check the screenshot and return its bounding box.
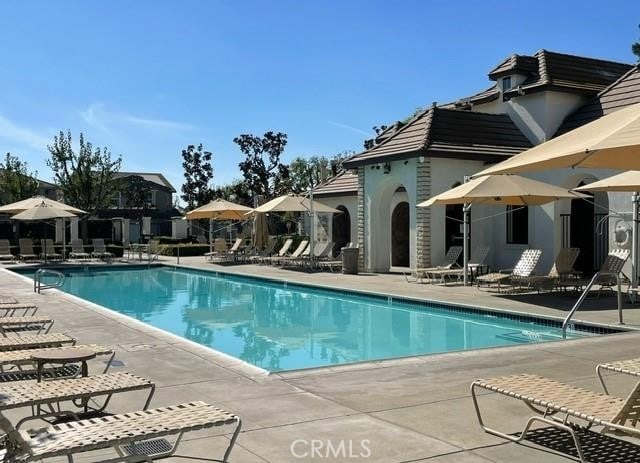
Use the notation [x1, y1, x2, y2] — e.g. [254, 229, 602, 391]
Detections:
[501, 76, 512, 91]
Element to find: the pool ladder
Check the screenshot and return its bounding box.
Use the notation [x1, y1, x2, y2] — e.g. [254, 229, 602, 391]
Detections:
[34, 269, 65, 294]
[561, 271, 623, 338]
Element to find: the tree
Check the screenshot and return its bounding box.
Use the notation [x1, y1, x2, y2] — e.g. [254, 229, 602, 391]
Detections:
[181, 144, 214, 210]
[212, 179, 252, 205]
[46, 131, 122, 213]
[233, 131, 288, 199]
[285, 156, 327, 193]
[633, 24, 640, 61]
[0, 153, 38, 204]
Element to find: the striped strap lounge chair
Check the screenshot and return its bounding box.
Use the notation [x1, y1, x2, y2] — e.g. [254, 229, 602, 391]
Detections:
[0, 401, 241, 463]
[0, 332, 75, 351]
[91, 239, 114, 261]
[40, 239, 63, 261]
[0, 303, 38, 317]
[275, 240, 309, 266]
[428, 246, 491, 285]
[0, 372, 155, 427]
[18, 239, 38, 261]
[264, 238, 294, 264]
[525, 247, 580, 292]
[476, 249, 542, 292]
[299, 241, 334, 268]
[597, 357, 640, 394]
[405, 246, 463, 283]
[204, 238, 229, 262]
[471, 373, 640, 463]
[0, 315, 54, 336]
[69, 239, 91, 261]
[573, 248, 630, 296]
[0, 239, 15, 262]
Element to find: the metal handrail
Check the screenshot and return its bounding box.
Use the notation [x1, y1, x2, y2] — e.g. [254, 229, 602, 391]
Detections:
[34, 269, 65, 294]
[561, 271, 623, 338]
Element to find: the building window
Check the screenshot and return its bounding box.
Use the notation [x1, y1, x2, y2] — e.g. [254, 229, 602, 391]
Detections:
[502, 76, 512, 91]
[506, 205, 528, 244]
[110, 191, 122, 208]
[146, 190, 157, 208]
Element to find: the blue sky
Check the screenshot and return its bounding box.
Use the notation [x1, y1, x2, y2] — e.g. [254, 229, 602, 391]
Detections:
[1, 0, 639, 195]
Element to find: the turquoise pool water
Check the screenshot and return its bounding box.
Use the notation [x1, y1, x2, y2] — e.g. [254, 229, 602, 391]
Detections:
[19, 266, 589, 372]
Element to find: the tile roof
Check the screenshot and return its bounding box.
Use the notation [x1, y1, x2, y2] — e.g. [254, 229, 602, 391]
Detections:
[343, 106, 532, 168]
[114, 172, 176, 192]
[556, 66, 640, 135]
[492, 50, 633, 99]
[313, 170, 358, 197]
[441, 85, 501, 109]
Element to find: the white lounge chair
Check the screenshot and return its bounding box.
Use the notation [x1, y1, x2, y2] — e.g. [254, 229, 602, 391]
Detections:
[91, 239, 114, 261]
[40, 239, 63, 261]
[476, 249, 542, 292]
[0, 240, 15, 262]
[405, 246, 463, 283]
[18, 239, 38, 261]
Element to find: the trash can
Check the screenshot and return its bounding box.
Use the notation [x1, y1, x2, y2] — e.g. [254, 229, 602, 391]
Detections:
[342, 247, 359, 274]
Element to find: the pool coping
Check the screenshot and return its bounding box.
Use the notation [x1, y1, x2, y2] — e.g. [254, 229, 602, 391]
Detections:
[10, 262, 634, 376]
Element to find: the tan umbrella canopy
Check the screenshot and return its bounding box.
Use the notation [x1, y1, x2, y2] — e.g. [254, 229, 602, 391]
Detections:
[574, 171, 640, 192]
[418, 174, 586, 207]
[185, 198, 253, 220]
[11, 201, 79, 262]
[0, 196, 85, 214]
[418, 175, 586, 285]
[473, 102, 640, 177]
[185, 199, 253, 254]
[250, 194, 341, 214]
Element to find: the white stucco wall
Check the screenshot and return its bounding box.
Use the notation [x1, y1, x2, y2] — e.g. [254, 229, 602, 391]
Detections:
[312, 195, 358, 250]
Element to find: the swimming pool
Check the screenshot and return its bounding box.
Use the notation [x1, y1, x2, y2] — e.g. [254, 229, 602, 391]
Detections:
[18, 266, 595, 372]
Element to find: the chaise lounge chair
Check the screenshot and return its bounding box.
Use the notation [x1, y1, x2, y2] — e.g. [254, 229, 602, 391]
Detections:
[0, 315, 54, 336]
[0, 372, 155, 427]
[471, 373, 640, 463]
[0, 303, 39, 317]
[476, 249, 542, 292]
[204, 238, 228, 262]
[0, 400, 241, 463]
[69, 239, 91, 261]
[40, 239, 63, 262]
[0, 332, 75, 351]
[571, 248, 630, 296]
[427, 246, 490, 285]
[524, 247, 580, 292]
[274, 240, 309, 266]
[0, 239, 15, 262]
[263, 238, 294, 265]
[405, 246, 463, 283]
[91, 239, 114, 261]
[18, 239, 38, 262]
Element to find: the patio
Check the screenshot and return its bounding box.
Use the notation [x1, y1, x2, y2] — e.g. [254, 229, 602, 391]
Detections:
[1, 259, 640, 462]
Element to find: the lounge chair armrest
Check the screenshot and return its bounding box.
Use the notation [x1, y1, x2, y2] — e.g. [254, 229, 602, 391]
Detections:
[498, 268, 514, 274]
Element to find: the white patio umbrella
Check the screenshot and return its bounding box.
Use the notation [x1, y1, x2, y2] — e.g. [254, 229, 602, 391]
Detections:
[418, 175, 586, 285]
[11, 201, 78, 262]
[249, 194, 341, 261]
[185, 199, 253, 254]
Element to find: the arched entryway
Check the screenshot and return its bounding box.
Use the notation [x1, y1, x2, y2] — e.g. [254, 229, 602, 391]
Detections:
[391, 201, 410, 267]
[332, 206, 351, 255]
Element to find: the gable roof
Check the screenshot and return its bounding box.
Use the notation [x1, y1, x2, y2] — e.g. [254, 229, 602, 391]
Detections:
[313, 170, 358, 197]
[343, 106, 532, 168]
[490, 50, 632, 99]
[114, 172, 176, 192]
[556, 66, 640, 135]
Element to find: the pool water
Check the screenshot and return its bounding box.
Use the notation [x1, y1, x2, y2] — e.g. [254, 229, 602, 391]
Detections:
[21, 266, 588, 372]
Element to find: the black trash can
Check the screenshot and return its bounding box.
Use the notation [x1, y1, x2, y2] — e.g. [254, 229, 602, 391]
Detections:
[342, 247, 359, 274]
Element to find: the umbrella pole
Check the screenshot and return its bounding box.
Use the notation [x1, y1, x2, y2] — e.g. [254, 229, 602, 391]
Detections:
[310, 190, 315, 269]
[463, 204, 471, 286]
[62, 218, 66, 261]
[632, 192, 639, 298]
[209, 218, 213, 255]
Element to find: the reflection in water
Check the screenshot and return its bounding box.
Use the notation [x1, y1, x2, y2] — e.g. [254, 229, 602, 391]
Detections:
[42, 267, 585, 372]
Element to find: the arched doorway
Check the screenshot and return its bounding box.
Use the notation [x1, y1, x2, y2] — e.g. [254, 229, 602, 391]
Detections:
[570, 182, 596, 275]
[332, 206, 351, 255]
[391, 201, 410, 267]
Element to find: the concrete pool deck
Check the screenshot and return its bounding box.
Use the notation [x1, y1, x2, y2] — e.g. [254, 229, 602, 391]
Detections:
[2, 258, 640, 462]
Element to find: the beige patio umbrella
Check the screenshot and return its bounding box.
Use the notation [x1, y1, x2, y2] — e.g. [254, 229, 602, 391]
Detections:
[249, 194, 341, 261]
[0, 196, 85, 214]
[251, 194, 341, 214]
[185, 199, 253, 254]
[11, 201, 78, 262]
[474, 102, 640, 177]
[252, 212, 269, 250]
[418, 175, 586, 285]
